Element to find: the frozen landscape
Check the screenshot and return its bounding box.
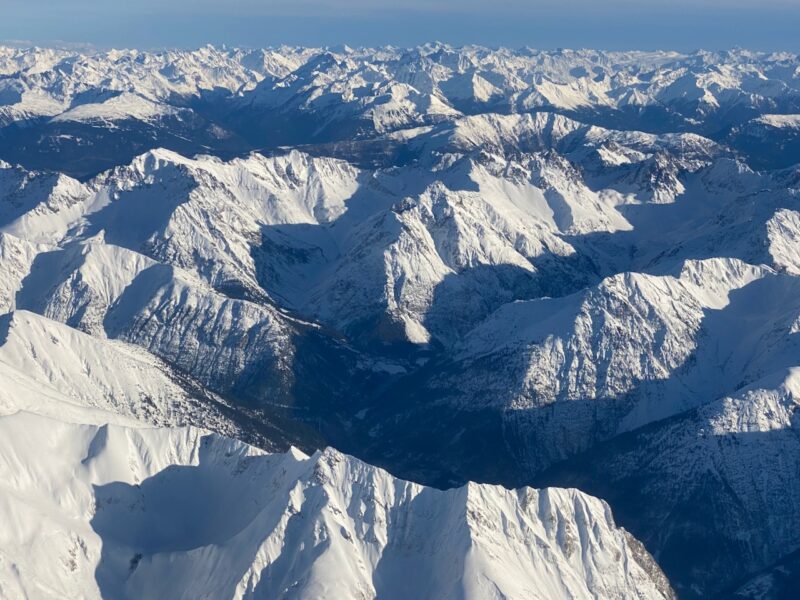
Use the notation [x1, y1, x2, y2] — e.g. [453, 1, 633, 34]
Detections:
[1, 44, 800, 598]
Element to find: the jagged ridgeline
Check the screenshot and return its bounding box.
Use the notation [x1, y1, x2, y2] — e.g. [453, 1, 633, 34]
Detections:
[1, 44, 800, 599]
[2, 45, 800, 177]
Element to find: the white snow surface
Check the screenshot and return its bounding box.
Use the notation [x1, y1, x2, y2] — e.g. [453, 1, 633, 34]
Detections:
[51, 93, 182, 124]
[752, 114, 800, 129]
[1, 45, 800, 135]
[0, 410, 673, 600]
[2, 43, 800, 599]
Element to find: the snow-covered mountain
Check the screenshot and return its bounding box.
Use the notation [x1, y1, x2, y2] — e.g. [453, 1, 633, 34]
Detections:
[2, 44, 800, 598]
[539, 366, 800, 599]
[0, 408, 673, 600]
[2, 45, 800, 176]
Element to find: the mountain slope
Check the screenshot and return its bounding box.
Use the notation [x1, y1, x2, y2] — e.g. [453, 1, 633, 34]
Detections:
[2, 43, 800, 599]
[540, 367, 800, 597]
[0, 411, 674, 600]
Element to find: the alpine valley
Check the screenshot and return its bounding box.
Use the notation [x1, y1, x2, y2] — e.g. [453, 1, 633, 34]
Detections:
[1, 44, 800, 599]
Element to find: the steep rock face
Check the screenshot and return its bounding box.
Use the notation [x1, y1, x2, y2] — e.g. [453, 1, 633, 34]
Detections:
[0, 163, 89, 244]
[540, 368, 800, 598]
[0, 411, 674, 600]
[0, 233, 38, 312]
[361, 258, 782, 479]
[84, 149, 360, 300]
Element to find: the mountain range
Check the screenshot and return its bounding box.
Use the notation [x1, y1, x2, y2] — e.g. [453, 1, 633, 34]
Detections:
[1, 44, 800, 598]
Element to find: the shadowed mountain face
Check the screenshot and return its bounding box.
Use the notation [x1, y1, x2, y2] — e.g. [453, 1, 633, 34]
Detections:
[2, 44, 800, 599]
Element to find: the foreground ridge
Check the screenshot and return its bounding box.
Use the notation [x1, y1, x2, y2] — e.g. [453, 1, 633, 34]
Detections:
[0, 411, 673, 600]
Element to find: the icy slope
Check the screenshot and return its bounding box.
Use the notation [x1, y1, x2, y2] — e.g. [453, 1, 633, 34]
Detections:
[0, 411, 674, 600]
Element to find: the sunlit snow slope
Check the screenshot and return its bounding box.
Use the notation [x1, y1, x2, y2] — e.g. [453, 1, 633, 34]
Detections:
[1, 43, 800, 599]
[0, 407, 673, 600]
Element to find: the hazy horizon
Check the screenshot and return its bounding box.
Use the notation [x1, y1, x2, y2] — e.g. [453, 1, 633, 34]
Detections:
[4, 1, 800, 52]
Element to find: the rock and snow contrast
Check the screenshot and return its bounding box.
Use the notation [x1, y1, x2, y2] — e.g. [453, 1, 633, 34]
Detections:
[1, 44, 800, 598]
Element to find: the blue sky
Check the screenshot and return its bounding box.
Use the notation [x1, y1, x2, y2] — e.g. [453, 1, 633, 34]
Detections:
[3, 0, 800, 51]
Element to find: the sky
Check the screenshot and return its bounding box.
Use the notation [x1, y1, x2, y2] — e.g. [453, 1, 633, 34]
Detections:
[2, 0, 800, 52]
